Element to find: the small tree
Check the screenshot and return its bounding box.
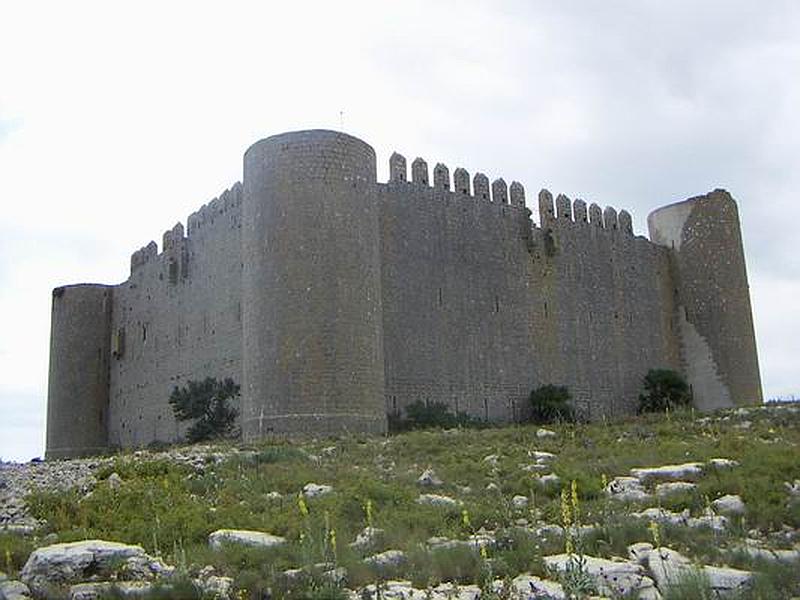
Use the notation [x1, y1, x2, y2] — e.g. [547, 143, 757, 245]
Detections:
[529, 384, 575, 424]
[169, 377, 240, 442]
[638, 369, 692, 414]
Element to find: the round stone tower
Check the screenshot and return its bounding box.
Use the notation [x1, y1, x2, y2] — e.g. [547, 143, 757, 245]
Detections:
[648, 189, 762, 410]
[46, 284, 112, 458]
[241, 130, 386, 438]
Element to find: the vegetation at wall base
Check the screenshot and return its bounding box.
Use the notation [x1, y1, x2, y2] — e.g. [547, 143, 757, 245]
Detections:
[388, 400, 486, 432]
[638, 369, 693, 414]
[168, 377, 240, 443]
[528, 384, 575, 424]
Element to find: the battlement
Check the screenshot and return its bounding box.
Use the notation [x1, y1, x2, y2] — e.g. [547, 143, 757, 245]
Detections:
[388, 151, 527, 209]
[187, 182, 242, 237]
[537, 188, 636, 235]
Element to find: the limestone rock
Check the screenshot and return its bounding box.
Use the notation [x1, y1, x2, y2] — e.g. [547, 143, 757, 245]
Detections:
[195, 575, 234, 599]
[302, 483, 333, 498]
[687, 510, 728, 532]
[364, 549, 406, 569]
[640, 546, 752, 596]
[69, 581, 154, 599]
[512, 495, 529, 509]
[536, 428, 557, 439]
[349, 526, 385, 552]
[19, 540, 170, 598]
[0, 579, 32, 600]
[711, 494, 746, 516]
[504, 574, 566, 599]
[655, 481, 697, 498]
[630, 462, 704, 484]
[208, 529, 286, 550]
[544, 553, 659, 599]
[482, 454, 499, 466]
[730, 541, 800, 563]
[628, 542, 655, 565]
[707, 458, 739, 470]
[417, 468, 443, 487]
[606, 476, 650, 501]
[631, 508, 690, 527]
[529, 450, 557, 462]
[416, 494, 461, 508]
[704, 565, 754, 595]
[106, 472, 123, 490]
[537, 473, 561, 487]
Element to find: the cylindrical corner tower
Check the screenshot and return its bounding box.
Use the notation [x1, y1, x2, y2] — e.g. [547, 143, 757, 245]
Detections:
[241, 130, 386, 438]
[648, 189, 762, 410]
[46, 284, 112, 458]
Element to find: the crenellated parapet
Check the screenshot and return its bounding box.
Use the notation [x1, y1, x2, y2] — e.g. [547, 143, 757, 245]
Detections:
[510, 182, 525, 208]
[573, 199, 588, 224]
[589, 203, 603, 227]
[492, 178, 508, 204]
[390, 152, 407, 182]
[603, 206, 618, 231]
[618, 210, 633, 235]
[411, 157, 429, 185]
[536, 188, 636, 237]
[433, 163, 450, 190]
[474, 173, 490, 200]
[538, 189, 555, 226]
[388, 152, 525, 208]
[187, 182, 242, 237]
[556, 194, 572, 221]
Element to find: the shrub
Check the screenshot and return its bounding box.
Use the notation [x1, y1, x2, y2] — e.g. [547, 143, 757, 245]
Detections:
[388, 400, 484, 432]
[529, 385, 574, 424]
[168, 377, 240, 442]
[638, 369, 692, 414]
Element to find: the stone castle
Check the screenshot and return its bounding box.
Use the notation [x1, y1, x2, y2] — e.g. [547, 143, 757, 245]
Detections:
[46, 130, 763, 458]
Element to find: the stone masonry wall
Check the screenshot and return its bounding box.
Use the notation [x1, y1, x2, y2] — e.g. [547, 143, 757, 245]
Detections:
[108, 184, 244, 448]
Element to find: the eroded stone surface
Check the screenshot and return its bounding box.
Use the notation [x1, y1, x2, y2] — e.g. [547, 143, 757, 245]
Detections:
[208, 529, 286, 550]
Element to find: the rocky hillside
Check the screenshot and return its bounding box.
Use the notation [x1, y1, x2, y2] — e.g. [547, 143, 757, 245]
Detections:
[1, 403, 799, 599]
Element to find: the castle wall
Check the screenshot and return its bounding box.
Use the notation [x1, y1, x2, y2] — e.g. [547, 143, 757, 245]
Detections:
[107, 185, 244, 448]
[379, 175, 536, 422]
[378, 159, 680, 421]
[538, 197, 680, 417]
[45, 131, 762, 457]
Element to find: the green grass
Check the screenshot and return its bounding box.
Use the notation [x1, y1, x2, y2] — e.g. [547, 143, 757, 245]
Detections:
[11, 403, 800, 598]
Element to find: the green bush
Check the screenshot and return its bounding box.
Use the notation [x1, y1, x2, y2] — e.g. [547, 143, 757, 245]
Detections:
[388, 400, 484, 432]
[168, 377, 240, 442]
[638, 369, 692, 414]
[528, 385, 575, 424]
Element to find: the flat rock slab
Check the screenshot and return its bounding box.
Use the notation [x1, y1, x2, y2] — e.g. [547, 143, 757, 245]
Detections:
[640, 546, 753, 596]
[544, 553, 660, 599]
[208, 529, 286, 550]
[630, 462, 704, 483]
[303, 483, 333, 498]
[70, 581, 154, 599]
[655, 481, 697, 498]
[711, 494, 746, 516]
[606, 476, 650, 501]
[417, 494, 461, 508]
[20, 540, 166, 597]
[505, 574, 566, 599]
[0, 579, 32, 600]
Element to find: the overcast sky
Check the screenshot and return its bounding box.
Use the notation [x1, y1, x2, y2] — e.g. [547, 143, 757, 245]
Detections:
[1, 1, 798, 461]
